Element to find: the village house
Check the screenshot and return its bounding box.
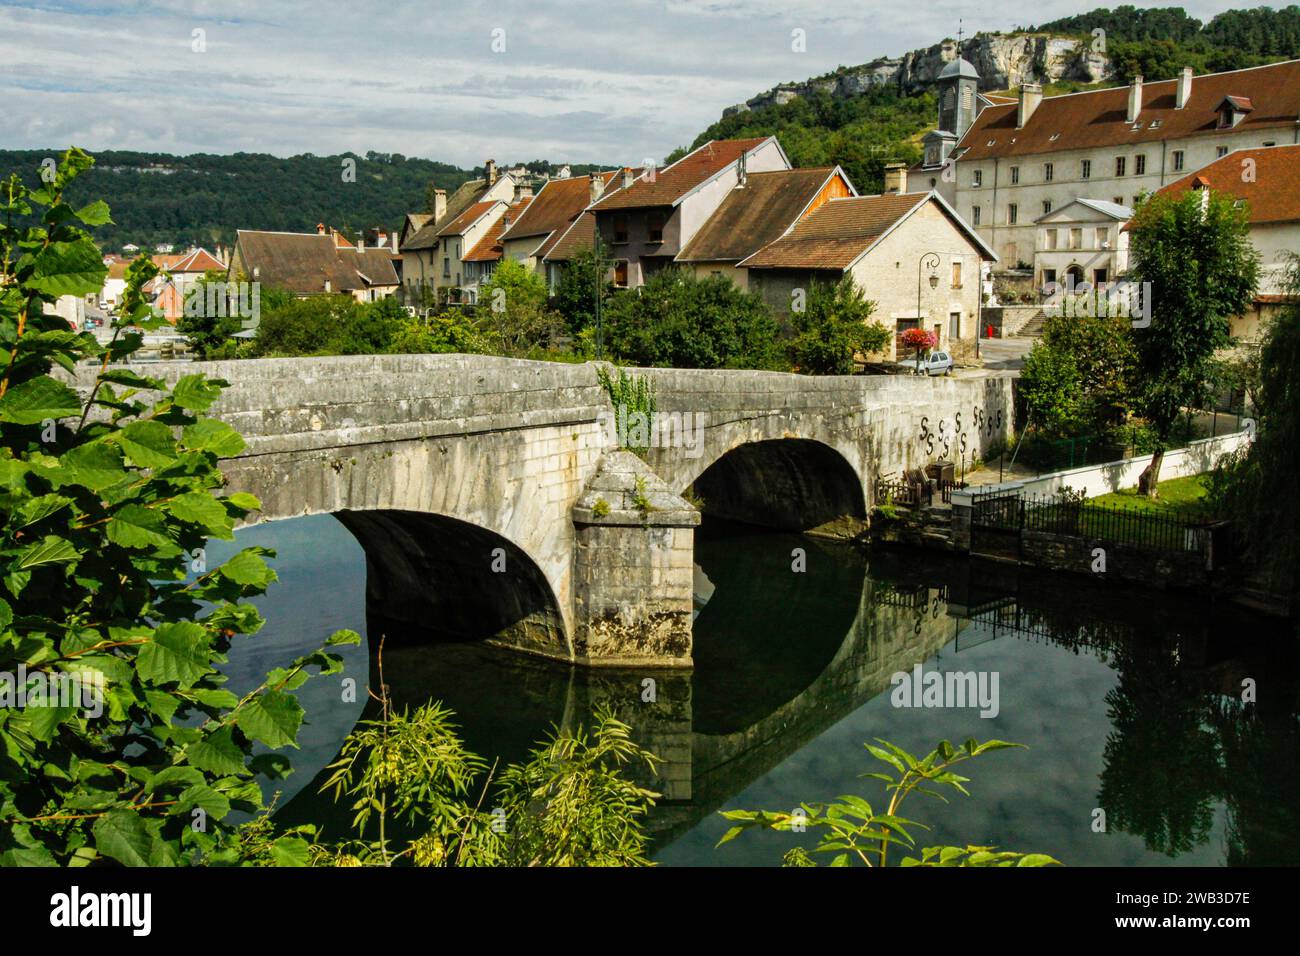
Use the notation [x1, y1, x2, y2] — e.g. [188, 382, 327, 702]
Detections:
[676, 166, 856, 288]
[588, 136, 790, 288]
[909, 56, 1300, 268]
[1145, 143, 1300, 341]
[227, 224, 399, 307]
[399, 160, 517, 300]
[459, 195, 536, 302]
[146, 247, 228, 322]
[1032, 198, 1133, 293]
[737, 191, 996, 361]
[498, 170, 624, 290]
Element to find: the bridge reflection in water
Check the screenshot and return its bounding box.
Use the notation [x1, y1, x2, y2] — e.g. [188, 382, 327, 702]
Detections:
[259, 517, 1299, 865]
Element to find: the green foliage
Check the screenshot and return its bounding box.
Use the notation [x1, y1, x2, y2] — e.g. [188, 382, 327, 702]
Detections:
[1129, 190, 1259, 449]
[787, 278, 888, 374]
[717, 737, 1058, 867]
[388, 310, 493, 355]
[477, 258, 563, 356]
[596, 364, 656, 457]
[314, 696, 659, 867]
[1020, 313, 1138, 438]
[0, 149, 359, 867]
[247, 294, 405, 357]
[602, 267, 783, 370]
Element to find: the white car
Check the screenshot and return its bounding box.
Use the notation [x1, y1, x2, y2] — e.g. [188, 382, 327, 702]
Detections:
[900, 351, 954, 376]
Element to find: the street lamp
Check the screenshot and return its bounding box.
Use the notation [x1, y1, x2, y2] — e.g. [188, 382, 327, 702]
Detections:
[915, 252, 941, 371]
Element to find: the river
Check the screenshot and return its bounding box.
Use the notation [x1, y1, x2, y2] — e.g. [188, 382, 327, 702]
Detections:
[216, 513, 1299, 867]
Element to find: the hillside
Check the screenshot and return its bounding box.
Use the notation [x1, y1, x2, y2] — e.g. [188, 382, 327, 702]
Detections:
[679, 5, 1300, 195]
[0, 151, 605, 253]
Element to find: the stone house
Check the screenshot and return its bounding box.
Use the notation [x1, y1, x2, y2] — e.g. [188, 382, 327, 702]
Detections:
[1032, 198, 1132, 292]
[227, 225, 399, 304]
[738, 191, 997, 361]
[909, 57, 1300, 268]
[588, 136, 790, 288]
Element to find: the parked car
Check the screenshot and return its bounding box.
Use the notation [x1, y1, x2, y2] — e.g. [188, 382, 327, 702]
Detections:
[899, 350, 954, 376]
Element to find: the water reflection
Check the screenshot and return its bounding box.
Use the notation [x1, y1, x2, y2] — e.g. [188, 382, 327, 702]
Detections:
[222, 514, 1299, 866]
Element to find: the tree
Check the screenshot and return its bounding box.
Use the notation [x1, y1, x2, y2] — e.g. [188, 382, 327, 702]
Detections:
[787, 277, 888, 374]
[602, 268, 783, 370]
[1020, 340, 1083, 437]
[247, 294, 404, 357]
[0, 149, 356, 866]
[1127, 189, 1259, 496]
[1018, 312, 1138, 438]
[553, 246, 613, 339]
[477, 258, 563, 356]
[175, 269, 244, 359]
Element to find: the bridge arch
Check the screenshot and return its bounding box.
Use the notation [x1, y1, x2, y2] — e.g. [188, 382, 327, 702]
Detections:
[683, 437, 867, 532]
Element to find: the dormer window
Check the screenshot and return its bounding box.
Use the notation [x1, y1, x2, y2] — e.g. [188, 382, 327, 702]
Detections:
[1216, 95, 1254, 129]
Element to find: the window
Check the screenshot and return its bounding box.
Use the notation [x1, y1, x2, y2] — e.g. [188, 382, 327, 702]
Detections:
[1095, 226, 1108, 248]
[613, 260, 628, 288]
[972, 169, 983, 188]
[1045, 228, 1058, 250]
[1010, 166, 1020, 185]
[1112, 196, 1124, 206]
[1217, 146, 1229, 158]
[1115, 156, 1127, 176]
[1043, 268, 1057, 287]
[1042, 199, 1052, 216]
[1069, 227, 1082, 250]
[1093, 268, 1108, 285]
[1008, 203, 1018, 225]
[647, 212, 665, 244]
[1263, 140, 1277, 147]
[951, 261, 962, 289]
[442, 257, 450, 278]
[1044, 162, 1054, 182]
[949, 312, 962, 338]
[612, 216, 629, 244]
[972, 205, 982, 226]
[1135, 154, 1146, 175]
[1172, 149, 1185, 172]
[1081, 159, 1092, 179]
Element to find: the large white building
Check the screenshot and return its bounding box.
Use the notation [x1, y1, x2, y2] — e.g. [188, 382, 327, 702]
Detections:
[910, 57, 1300, 270]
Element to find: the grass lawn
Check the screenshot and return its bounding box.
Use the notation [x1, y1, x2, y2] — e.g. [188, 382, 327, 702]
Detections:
[1089, 474, 1211, 515]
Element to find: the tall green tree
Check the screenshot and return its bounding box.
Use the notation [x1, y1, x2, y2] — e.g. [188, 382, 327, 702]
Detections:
[477, 258, 563, 356]
[1127, 189, 1258, 495]
[787, 277, 888, 375]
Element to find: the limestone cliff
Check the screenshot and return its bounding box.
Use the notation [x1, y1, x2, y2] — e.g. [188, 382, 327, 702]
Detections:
[722, 32, 1113, 117]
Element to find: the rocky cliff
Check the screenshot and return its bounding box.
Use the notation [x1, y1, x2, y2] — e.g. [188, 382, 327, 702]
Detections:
[722, 32, 1113, 117]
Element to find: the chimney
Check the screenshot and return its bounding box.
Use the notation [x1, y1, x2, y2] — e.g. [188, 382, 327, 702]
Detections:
[622, 167, 635, 190]
[1127, 75, 1144, 123]
[485, 159, 497, 185]
[736, 152, 748, 187]
[433, 188, 447, 221]
[316, 223, 326, 235]
[883, 162, 908, 194]
[518, 184, 534, 200]
[1018, 83, 1042, 128]
[391, 233, 399, 253]
[357, 238, 365, 252]
[589, 174, 606, 205]
[1176, 66, 1193, 109]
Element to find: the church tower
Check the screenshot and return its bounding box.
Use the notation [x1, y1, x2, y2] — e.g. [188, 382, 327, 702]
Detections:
[937, 55, 980, 140]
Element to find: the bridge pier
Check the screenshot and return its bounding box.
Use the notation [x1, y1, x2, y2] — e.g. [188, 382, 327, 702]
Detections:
[570, 452, 700, 667]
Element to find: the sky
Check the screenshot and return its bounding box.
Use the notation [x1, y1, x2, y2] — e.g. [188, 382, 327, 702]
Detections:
[0, 0, 1258, 168]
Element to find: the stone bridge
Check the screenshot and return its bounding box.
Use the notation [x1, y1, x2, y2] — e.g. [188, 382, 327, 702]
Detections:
[97, 354, 1013, 667]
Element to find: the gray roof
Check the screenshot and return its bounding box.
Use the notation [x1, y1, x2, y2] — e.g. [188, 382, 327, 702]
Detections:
[939, 57, 979, 80]
[1035, 197, 1135, 223]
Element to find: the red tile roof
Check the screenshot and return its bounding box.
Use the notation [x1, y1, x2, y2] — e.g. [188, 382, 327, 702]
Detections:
[463, 197, 534, 262]
[501, 172, 621, 244]
[957, 59, 1300, 162]
[542, 212, 598, 262]
[590, 137, 774, 211]
[678, 168, 846, 262]
[435, 199, 505, 238]
[167, 248, 226, 274]
[740, 193, 928, 270]
[1152, 144, 1300, 225]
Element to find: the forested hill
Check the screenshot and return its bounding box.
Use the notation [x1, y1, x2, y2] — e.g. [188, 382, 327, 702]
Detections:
[0, 150, 602, 253]
[678, 5, 1300, 195]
